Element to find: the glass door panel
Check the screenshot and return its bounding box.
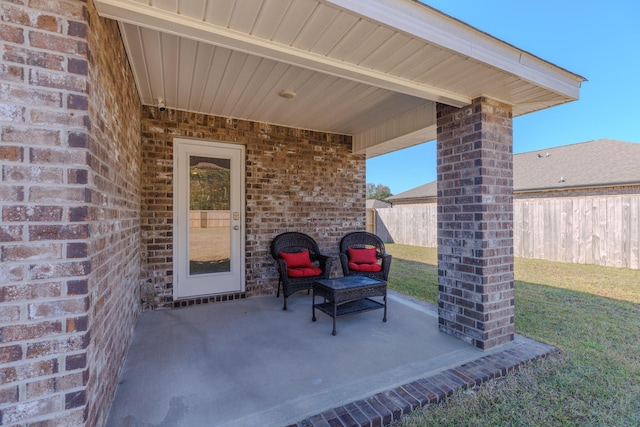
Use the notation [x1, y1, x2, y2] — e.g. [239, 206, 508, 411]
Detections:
[189, 156, 231, 275]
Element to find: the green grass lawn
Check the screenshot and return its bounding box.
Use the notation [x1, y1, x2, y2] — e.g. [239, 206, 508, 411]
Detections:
[385, 244, 640, 427]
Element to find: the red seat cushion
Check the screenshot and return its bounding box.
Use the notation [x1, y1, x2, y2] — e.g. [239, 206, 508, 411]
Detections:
[348, 262, 382, 272]
[347, 248, 378, 264]
[287, 267, 323, 278]
[279, 250, 312, 268]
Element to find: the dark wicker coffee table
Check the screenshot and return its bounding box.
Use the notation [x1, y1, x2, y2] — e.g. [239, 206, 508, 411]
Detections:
[312, 276, 387, 335]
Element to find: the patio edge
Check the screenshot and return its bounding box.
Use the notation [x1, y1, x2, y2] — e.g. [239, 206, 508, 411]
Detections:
[288, 336, 558, 427]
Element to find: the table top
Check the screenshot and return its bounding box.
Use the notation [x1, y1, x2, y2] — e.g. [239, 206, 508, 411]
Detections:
[313, 275, 385, 291]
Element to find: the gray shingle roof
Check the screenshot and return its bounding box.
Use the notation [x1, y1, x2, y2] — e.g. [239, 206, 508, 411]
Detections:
[387, 181, 437, 201]
[514, 139, 640, 191]
[387, 139, 640, 201]
[366, 199, 391, 209]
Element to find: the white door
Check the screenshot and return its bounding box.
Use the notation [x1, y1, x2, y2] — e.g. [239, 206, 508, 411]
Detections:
[174, 138, 245, 298]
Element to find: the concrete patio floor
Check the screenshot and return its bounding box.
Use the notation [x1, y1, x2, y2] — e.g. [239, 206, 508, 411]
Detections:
[105, 291, 556, 427]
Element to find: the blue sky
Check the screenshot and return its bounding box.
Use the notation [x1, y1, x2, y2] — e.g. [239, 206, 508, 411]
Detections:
[367, 0, 640, 195]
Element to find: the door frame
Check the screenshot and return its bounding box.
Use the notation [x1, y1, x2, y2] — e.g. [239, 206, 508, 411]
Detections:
[172, 137, 246, 299]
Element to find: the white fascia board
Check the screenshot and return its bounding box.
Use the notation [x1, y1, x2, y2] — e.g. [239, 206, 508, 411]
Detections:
[323, 0, 585, 100]
[94, 0, 471, 107]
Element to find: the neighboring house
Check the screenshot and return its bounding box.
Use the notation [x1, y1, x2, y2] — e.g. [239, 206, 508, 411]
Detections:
[381, 139, 640, 268]
[0, 1, 583, 425]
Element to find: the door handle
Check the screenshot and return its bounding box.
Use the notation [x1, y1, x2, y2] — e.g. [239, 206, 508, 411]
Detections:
[233, 225, 240, 230]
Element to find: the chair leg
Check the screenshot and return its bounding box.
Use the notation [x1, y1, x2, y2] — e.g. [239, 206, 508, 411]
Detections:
[283, 295, 288, 310]
[276, 279, 281, 298]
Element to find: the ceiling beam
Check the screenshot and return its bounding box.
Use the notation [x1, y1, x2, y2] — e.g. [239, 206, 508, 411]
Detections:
[94, 0, 472, 107]
[353, 102, 437, 158]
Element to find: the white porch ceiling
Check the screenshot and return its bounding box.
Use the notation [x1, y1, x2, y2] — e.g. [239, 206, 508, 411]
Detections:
[95, 0, 585, 158]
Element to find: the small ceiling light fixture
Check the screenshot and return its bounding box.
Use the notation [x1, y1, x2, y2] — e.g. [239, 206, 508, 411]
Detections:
[278, 89, 296, 99]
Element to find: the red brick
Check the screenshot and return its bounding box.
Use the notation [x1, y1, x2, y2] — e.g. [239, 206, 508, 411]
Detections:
[0, 344, 23, 363]
[28, 186, 86, 203]
[56, 371, 86, 390]
[0, 186, 24, 203]
[0, 395, 60, 424]
[0, 224, 23, 242]
[0, 386, 19, 405]
[28, 297, 88, 319]
[26, 333, 88, 358]
[65, 353, 86, 370]
[67, 93, 88, 110]
[29, 31, 87, 56]
[0, 63, 24, 82]
[36, 14, 60, 32]
[0, 103, 25, 122]
[29, 109, 88, 128]
[29, 224, 88, 241]
[26, 378, 57, 399]
[68, 20, 87, 38]
[2, 45, 65, 71]
[1, 3, 30, 25]
[67, 57, 88, 76]
[28, 260, 90, 280]
[65, 390, 85, 409]
[66, 242, 87, 258]
[66, 315, 88, 333]
[0, 23, 24, 43]
[3, 166, 64, 183]
[68, 206, 88, 222]
[67, 168, 88, 184]
[67, 131, 87, 147]
[1, 126, 61, 145]
[1, 85, 62, 108]
[1, 243, 62, 262]
[2, 205, 63, 222]
[1, 282, 62, 302]
[66, 279, 87, 296]
[29, 68, 86, 92]
[30, 0, 87, 20]
[0, 321, 62, 343]
[0, 263, 24, 282]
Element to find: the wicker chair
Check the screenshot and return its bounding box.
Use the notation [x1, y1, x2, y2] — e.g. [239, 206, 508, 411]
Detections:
[270, 232, 333, 310]
[339, 231, 392, 281]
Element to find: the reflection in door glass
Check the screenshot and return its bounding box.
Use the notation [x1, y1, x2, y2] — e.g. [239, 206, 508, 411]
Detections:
[189, 156, 231, 275]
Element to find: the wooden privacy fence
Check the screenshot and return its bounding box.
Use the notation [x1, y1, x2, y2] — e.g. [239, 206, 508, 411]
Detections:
[375, 205, 438, 248]
[189, 210, 230, 228]
[374, 195, 640, 269]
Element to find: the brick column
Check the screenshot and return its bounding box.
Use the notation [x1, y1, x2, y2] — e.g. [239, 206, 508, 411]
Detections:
[436, 97, 515, 350]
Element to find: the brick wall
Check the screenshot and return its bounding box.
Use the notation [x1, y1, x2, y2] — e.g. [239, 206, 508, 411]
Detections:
[84, 3, 141, 427]
[140, 109, 365, 310]
[1, 0, 141, 425]
[436, 97, 515, 350]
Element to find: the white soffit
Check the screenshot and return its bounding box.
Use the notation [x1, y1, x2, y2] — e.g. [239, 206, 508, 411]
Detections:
[94, 0, 585, 157]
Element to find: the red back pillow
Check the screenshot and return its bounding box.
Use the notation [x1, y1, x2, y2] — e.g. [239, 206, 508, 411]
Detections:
[347, 248, 378, 264]
[279, 250, 313, 268]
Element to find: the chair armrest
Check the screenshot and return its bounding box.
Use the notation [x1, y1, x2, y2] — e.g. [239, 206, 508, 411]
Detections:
[315, 253, 334, 278]
[339, 253, 350, 276]
[380, 254, 392, 281]
[276, 258, 289, 280]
